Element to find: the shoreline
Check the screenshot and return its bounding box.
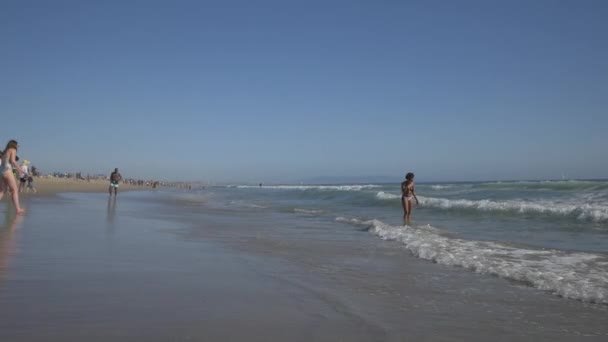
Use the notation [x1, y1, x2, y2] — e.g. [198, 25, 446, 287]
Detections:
[2, 187, 608, 340]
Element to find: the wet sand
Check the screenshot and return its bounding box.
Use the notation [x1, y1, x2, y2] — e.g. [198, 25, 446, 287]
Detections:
[0, 191, 607, 341]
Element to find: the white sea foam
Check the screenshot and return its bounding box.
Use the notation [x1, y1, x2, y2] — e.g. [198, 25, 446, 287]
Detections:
[478, 180, 608, 191]
[336, 217, 608, 304]
[293, 208, 325, 215]
[376, 191, 401, 200]
[430, 185, 454, 190]
[375, 192, 608, 222]
[237, 184, 381, 191]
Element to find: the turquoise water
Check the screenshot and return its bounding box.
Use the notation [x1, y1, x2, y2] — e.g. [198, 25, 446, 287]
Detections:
[168, 180, 608, 303]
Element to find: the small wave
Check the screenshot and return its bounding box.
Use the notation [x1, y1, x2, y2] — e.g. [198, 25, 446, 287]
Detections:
[376, 191, 400, 200]
[375, 192, 608, 222]
[293, 208, 325, 215]
[430, 185, 454, 190]
[237, 184, 381, 191]
[478, 180, 608, 191]
[336, 217, 608, 304]
[420, 197, 608, 222]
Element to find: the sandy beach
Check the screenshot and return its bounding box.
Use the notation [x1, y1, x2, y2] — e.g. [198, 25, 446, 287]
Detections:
[19, 177, 145, 198]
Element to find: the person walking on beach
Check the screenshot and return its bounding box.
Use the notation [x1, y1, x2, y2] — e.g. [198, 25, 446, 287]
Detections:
[401, 172, 419, 225]
[109, 168, 123, 196]
[0, 140, 25, 214]
[26, 174, 36, 193]
[18, 160, 30, 193]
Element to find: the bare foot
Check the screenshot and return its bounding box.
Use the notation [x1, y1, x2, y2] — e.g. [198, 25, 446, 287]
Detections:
[16, 208, 25, 215]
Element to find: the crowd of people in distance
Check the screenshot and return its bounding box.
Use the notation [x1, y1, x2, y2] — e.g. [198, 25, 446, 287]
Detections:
[46, 171, 158, 189]
[0, 139, 163, 214]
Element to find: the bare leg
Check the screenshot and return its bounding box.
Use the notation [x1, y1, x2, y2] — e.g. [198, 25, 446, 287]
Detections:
[3, 172, 24, 214]
[406, 198, 413, 223]
[0, 177, 5, 201]
[401, 197, 408, 225]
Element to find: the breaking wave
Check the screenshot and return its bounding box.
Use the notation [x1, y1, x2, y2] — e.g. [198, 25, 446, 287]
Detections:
[237, 184, 381, 191]
[337, 217, 608, 304]
[375, 192, 608, 222]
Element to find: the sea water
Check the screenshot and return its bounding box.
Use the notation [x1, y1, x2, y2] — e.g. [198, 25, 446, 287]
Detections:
[171, 180, 608, 304]
[2, 186, 608, 340]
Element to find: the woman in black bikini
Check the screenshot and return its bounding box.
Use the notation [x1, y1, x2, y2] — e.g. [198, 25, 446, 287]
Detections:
[401, 172, 419, 225]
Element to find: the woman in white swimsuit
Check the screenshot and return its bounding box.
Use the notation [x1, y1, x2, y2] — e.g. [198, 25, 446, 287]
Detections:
[401, 172, 418, 225]
[0, 140, 25, 214]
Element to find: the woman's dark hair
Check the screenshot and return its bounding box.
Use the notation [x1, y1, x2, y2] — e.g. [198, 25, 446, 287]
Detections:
[5, 140, 18, 151]
[405, 172, 415, 181]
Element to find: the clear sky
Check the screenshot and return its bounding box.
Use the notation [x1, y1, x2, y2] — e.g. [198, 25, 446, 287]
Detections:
[1, 0, 607, 183]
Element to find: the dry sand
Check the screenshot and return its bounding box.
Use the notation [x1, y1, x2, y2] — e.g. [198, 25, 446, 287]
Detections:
[20, 177, 146, 197]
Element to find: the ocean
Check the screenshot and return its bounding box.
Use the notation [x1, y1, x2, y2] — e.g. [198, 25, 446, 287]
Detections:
[196, 179, 608, 304]
[1, 181, 607, 340]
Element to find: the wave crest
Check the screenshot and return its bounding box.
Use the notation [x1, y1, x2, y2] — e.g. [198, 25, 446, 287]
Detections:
[237, 184, 381, 191]
[293, 208, 325, 215]
[375, 192, 608, 222]
[376, 191, 400, 200]
[420, 197, 608, 222]
[336, 217, 608, 304]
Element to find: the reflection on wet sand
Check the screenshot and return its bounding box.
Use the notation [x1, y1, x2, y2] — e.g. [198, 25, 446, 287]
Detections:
[106, 196, 117, 237]
[0, 213, 24, 284]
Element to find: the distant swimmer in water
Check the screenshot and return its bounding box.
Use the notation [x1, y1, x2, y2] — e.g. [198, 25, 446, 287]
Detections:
[109, 168, 123, 196]
[401, 172, 419, 225]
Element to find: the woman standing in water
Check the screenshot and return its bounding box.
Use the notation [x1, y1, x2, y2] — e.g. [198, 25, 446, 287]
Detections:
[0, 140, 25, 214]
[401, 172, 418, 225]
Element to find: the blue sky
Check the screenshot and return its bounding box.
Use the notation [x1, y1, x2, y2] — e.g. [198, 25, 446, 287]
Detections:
[1, 0, 607, 183]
